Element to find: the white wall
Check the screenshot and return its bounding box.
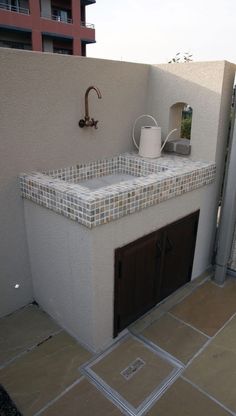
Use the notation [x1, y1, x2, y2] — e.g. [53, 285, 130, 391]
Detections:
[0, 48, 235, 319]
[24, 181, 217, 352]
[147, 61, 235, 162]
[147, 61, 235, 260]
[0, 48, 149, 317]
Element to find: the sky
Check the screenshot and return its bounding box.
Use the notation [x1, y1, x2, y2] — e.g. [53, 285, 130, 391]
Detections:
[86, 0, 236, 65]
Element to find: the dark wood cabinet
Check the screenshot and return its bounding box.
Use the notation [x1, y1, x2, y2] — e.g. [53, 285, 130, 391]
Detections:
[114, 211, 199, 336]
[159, 213, 199, 301]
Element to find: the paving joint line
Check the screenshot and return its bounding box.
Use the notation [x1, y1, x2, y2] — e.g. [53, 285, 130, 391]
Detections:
[81, 332, 183, 416]
[167, 311, 211, 338]
[181, 375, 236, 416]
[0, 329, 63, 370]
[129, 274, 211, 334]
[34, 376, 84, 416]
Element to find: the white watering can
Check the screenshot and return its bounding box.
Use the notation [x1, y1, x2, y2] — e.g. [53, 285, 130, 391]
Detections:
[132, 114, 177, 158]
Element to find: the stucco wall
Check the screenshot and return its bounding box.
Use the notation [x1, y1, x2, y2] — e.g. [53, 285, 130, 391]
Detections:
[147, 61, 235, 261]
[147, 61, 234, 162]
[0, 48, 235, 319]
[24, 181, 216, 352]
[0, 48, 149, 317]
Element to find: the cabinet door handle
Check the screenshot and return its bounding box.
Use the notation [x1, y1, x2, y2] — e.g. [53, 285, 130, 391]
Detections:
[165, 236, 173, 253]
[156, 241, 162, 258]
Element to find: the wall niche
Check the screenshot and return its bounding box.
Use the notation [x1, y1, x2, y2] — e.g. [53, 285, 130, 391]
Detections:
[165, 102, 193, 155]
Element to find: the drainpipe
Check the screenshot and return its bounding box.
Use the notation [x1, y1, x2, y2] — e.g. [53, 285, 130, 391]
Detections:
[214, 98, 236, 285]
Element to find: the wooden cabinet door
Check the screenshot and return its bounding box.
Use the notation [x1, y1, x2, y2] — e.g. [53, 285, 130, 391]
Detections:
[159, 211, 199, 301]
[114, 231, 163, 336]
[114, 211, 199, 336]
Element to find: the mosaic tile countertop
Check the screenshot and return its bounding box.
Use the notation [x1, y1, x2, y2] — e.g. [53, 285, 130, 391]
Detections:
[19, 153, 216, 228]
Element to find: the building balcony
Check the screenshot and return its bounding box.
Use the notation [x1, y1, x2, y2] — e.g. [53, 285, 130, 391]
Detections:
[0, 1, 29, 15]
[81, 0, 96, 5]
[40, 14, 95, 30]
[41, 12, 73, 24]
[81, 21, 94, 29]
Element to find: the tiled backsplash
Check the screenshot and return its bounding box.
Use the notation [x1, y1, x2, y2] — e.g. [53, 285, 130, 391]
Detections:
[19, 153, 216, 228]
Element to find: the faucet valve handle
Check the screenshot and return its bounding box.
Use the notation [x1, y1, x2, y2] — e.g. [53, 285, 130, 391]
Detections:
[79, 119, 85, 128]
[93, 119, 99, 129]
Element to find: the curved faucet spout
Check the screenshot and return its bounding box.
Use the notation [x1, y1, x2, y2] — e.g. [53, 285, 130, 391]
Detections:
[79, 86, 102, 129]
[85, 86, 102, 120]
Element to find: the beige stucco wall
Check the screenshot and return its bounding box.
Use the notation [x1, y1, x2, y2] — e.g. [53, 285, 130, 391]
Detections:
[0, 48, 149, 317]
[147, 61, 235, 162]
[0, 48, 235, 319]
[24, 181, 216, 352]
[147, 61, 235, 262]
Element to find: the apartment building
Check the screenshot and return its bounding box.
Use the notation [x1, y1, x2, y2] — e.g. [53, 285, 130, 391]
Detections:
[0, 0, 96, 55]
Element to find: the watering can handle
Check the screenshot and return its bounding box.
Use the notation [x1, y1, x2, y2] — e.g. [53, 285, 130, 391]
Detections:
[132, 114, 158, 150]
[160, 128, 178, 151]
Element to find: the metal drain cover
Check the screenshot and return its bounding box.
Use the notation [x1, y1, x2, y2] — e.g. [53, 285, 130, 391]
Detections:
[121, 357, 145, 380]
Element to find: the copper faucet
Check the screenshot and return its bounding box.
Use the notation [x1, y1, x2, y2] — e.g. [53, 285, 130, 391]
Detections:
[79, 86, 102, 129]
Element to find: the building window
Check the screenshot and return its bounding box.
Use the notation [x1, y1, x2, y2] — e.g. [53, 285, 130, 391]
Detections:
[52, 8, 72, 23]
[0, 39, 31, 50]
[53, 38, 73, 55]
[53, 47, 72, 55]
[0, 0, 29, 14]
[81, 42, 86, 57]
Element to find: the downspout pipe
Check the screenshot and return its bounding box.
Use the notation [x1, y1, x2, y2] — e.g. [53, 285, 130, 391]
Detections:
[214, 103, 236, 285]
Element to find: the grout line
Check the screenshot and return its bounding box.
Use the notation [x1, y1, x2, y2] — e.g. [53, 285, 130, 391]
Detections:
[129, 310, 166, 334]
[186, 312, 236, 369]
[184, 337, 212, 369]
[82, 367, 136, 416]
[181, 376, 236, 416]
[132, 332, 184, 369]
[210, 310, 236, 340]
[0, 329, 63, 370]
[34, 376, 84, 416]
[79, 333, 131, 370]
[81, 332, 183, 416]
[133, 318, 212, 371]
[129, 274, 211, 334]
[167, 311, 211, 339]
[160, 274, 211, 312]
[81, 374, 130, 416]
[136, 369, 183, 416]
[184, 311, 236, 370]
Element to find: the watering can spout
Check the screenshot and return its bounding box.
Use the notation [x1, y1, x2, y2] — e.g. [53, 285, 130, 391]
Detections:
[160, 128, 178, 152]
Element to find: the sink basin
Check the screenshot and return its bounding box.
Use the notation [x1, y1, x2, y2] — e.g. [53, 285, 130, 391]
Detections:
[20, 153, 216, 228]
[44, 153, 167, 186]
[79, 174, 139, 190]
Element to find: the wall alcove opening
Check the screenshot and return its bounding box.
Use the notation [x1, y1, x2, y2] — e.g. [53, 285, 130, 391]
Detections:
[166, 102, 193, 155]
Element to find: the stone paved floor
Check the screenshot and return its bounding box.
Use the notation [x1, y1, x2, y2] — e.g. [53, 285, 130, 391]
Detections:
[1, 273, 236, 415]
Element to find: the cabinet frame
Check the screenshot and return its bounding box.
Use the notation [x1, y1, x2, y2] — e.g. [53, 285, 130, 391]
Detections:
[114, 210, 199, 337]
